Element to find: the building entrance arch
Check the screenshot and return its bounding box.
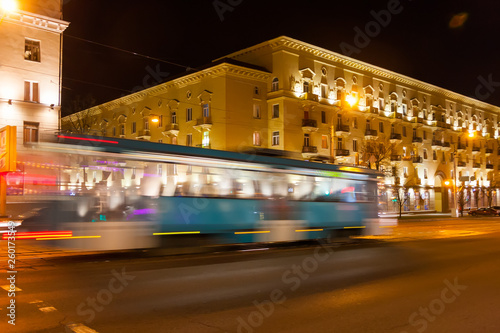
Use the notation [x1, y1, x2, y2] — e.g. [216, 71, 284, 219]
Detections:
[434, 171, 449, 212]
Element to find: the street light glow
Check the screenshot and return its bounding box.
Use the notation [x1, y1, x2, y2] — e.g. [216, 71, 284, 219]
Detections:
[468, 130, 475, 138]
[151, 117, 159, 123]
[0, 0, 17, 12]
[346, 94, 357, 107]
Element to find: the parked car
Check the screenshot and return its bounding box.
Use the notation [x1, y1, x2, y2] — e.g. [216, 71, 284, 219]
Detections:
[491, 206, 500, 215]
[467, 207, 499, 216]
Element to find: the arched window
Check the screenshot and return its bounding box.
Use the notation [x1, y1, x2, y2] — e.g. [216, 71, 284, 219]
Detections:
[303, 81, 309, 94]
[272, 78, 279, 92]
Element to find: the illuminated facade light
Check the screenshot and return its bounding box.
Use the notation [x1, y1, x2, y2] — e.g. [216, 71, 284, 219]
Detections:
[0, 0, 17, 13]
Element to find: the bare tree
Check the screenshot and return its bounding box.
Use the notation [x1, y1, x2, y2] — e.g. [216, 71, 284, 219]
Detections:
[360, 138, 395, 171]
[61, 95, 97, 134]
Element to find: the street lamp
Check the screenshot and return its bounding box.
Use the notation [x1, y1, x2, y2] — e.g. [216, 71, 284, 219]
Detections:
[330, 93, 358, 164]
[0, 0, 17, 23]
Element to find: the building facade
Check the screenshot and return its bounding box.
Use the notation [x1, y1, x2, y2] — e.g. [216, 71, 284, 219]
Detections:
[62, 36, 500, 213]
[0, 0, 69, 151]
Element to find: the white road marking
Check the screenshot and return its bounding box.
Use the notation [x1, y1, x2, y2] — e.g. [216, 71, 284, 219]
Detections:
[1, 285, 21, 291]
[67, 323, 99, 333]
[39, 306, 57, 313]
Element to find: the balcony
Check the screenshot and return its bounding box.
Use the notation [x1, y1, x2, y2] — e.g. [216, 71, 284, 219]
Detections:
[486, 164, 494, 169]
[136, 130, 151, 140]
[335, 124, 350, 136]
[302, 92, 319, 102]
[416, 117, 424, 124]
[473, 162, 481, 169]
[335, 149, 350, 157]
[442, 142, 451, 151]
[395, 112, 403, 120]
[457, 161, 466, 167]
[457, 144, 466, 152]
[402, 155, 412, 161]
[162, 123, 179, 136]
[472, 146, 481, 153]
[302, 146, 318, 158]
[389, 133, 402, 143]
[193, 117, 212, 131]
[369, 106, 379, 114]
[390, 155, 402, 161]
[412, 137, 423, 143]
[485, 148, 494, 155]
[364, 129, 378, 139]
[431, 140, 443, 149]
[412, 156, 423, 164]
[302, 119, 319, 132]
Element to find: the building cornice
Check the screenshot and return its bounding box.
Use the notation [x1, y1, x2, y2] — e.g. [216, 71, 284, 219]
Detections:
[220, 36, 500, 113]
[3, 9, 69, 34]
[64, 62, 271, 120]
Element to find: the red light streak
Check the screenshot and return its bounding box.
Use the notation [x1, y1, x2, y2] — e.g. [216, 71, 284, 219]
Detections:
[2, 231, 73, 240]
[57, 135, 118, 144]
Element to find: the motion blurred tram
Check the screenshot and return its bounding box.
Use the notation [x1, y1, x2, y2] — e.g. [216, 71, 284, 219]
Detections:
[12, 135, 382, 249]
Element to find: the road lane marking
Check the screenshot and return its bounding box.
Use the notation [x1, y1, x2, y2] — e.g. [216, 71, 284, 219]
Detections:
[39, 306, 57, 313]
[67, 323, 99, 333]
[1, 285, 21, 291]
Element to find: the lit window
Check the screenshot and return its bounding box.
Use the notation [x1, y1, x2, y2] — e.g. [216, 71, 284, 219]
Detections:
[202, 131, 210, 148]
[186, 134, 192, 146]
[272, 131, 280, 146]
[186, 108, 192, 121]
[24, 81, 39, 102]
[304, 133, 310, 147]
[23, 122, 39, 144]
[172, 136, 177, 145]
[25, 39, 41, 62]
[171, 111, 177, 124]
[322, 135, 328, 149]
[272, 104, 279, 118]
[272, 78, 279, 92]
[253, 132, 261, 146]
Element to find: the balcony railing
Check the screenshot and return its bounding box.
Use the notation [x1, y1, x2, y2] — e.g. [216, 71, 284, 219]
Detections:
[412, 137, 423, 143]
[472, 146, 481, 152]
[335, 149, 350, 156]
[457, 161, 466, 167]
[369, 106, 379, 114]
[485, 148, 493, 154]
[365, 129, 378, 137]
[302, 119, 318, 128]
[390, 133, 402, 141]
[486, 164, 494, 169]
[390, 155, 402, 161]
[412, 156, 423, 163]
[395, 113, 403, 119]
[302, 146, 318, 154]
[431, 140, 443, 147]
[335, 124, 350, 133]
[457, 144, 466, 150]
[302, 92, 319, 102]
[196, 117, 212, 126]
[473, 163, 481, 169]
[442, 142, 451, 148]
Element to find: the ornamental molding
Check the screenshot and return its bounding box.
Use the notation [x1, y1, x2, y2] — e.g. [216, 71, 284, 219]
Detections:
[3, 9, 69, 34]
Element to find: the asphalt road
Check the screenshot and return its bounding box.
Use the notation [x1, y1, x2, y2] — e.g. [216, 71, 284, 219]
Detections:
[2, 218, 500, 333]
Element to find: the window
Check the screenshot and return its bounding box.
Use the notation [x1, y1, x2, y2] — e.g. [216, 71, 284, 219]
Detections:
[403, 146, 408, 157]
[379, 98, 385, 110]
[403, 167, 408, 177]
[403, 126, 407, 137]
[158, 115, 163, 127]
[131, 122, 136, 133]
[120, 124, 125, 136]
[337, 114, 342, 126]
[322, 135, 328, 149]
[23, 122, 39, 144]
[424, 168, 428, 179]
[366, 119, 371, 131]
[24, 81, 39, 102]
[202, 104, 210, 117]
[272, 78, 279, 91]
[353, 139, 358, 152]
[303, 81, 309, 94]
[186, 134, 192, 146]
[337, 89, 342, 101]
[433, 150, 437, 160]
[186, 108, 192, 121]
[253, 104, 261, 119]
[112, 127, 116, 137]
[272, 131, 280, 146]
[304, 134, 310, 147]
[158, 139, 163, 143]
[402, 104, 407, 115]
[337, 137, 343, 150]
[321, 85, 327, 98]
[157, 164, 163, 176]
[254, 86, 260, 95]
[171, 111, 177, 124]
[172, 136, 177, 145]
[25, 39, 41, 62]
[424, 149, 428, 160]
[423, 131, 427, 140]
[353, 117, 358, 129]
[391, 101, 397, 113]
[202, 131, 210, 148]
[379, 122, 384, 133]
[144, 118, 149, 131]
[272, 104, 279, 118]
[412, 128, 417, 138]
[321, 111, 326, 124]
[253, 132, 261, 146]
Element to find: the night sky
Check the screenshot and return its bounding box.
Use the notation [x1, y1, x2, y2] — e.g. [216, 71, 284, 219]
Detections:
[61, 0, 500, 116]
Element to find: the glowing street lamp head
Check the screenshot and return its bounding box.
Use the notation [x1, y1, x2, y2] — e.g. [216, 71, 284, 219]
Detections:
[468, 131, 475, 138]
[151, 117, 159, 123]
[0, 0, 17, 12]
[444, 180, 451, 186]
[345, 94, 357, 107]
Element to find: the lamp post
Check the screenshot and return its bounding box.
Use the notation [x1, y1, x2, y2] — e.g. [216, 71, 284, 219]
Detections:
[330, 93, 357, 164]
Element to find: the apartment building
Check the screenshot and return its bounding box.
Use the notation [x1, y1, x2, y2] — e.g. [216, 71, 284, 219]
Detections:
[62, 36, 500, 213]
